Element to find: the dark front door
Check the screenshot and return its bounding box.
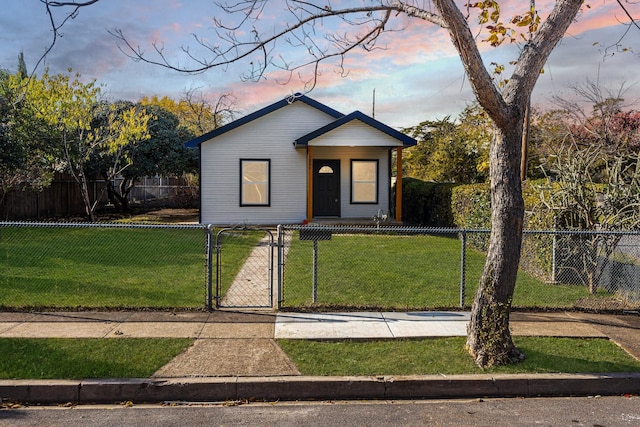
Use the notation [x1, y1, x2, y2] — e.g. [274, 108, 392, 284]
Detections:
[313, 159, 340, 217]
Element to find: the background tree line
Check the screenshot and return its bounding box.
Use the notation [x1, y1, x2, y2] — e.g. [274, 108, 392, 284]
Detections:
[401, 81, 640, 189]
[0, 54, 234, 220]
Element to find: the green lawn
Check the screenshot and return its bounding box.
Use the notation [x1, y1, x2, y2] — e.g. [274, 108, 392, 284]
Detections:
[0, 226, 206, 308]
[0, 338, 193, 379]
[279, 337, 640, 375]
[282, 233, 596, 310]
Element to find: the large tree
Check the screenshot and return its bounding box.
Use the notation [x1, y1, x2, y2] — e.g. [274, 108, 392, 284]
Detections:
[89, 103, 197, 212]
[0, 63, 62, 216]
[26, 70, 150, 221]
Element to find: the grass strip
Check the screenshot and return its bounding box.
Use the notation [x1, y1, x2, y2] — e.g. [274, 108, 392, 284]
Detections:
[278, 337, 640, 375]
[0, 338, 193, 379]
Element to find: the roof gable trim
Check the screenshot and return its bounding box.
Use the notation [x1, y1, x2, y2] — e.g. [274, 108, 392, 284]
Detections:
[185, 93, 344, 148]
[294, 111, 417, 147]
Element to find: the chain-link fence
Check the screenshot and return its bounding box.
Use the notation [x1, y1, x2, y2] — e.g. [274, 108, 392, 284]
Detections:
[277, 225, 640, 311]
[519, 230, 640, 310]
[0, 222, 210, 310]
[2, 222, 638, 311]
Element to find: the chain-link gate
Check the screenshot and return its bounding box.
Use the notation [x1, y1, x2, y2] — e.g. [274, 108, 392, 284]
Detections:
[213, 227, 275, 309]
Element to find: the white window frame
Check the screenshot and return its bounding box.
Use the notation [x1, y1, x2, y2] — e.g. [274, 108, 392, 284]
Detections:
[240, 159, 271, 206]
[351, 159, 378, 204]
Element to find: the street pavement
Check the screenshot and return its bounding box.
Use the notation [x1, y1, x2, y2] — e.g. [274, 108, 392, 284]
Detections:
[0, 310, 639, 404]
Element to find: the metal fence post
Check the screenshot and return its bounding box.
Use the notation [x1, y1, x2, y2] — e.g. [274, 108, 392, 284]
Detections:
[552, 218, 557, 284]
[312, 240, 319, 303]
[205, 224, 214, 311]
[277, 224, 283, 310]
[460, 230, 467, 308]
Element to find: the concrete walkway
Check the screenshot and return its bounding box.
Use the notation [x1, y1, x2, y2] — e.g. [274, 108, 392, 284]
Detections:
[220, 235, 274, 308]
[0, 310, 618, 341]
[1, 310, 639, 403]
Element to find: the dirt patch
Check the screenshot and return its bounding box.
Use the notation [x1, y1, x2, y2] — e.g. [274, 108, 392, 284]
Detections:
[127, 208, 200, 224]
[574, 297, 640, 312]
[152, 338, 300, 377]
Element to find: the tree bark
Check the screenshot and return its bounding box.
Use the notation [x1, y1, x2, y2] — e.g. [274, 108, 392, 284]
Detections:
[78, 167, 95, 222]
[119, 177, 134, 213]
[465, 120, 526, 367]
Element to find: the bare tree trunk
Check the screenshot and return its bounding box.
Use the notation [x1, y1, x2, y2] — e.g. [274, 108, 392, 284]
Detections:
[102, 171, 122, 212]
[466, 123, 525, 367]
[77, 167, 95, 222]
[62, 132, 96, 222]
[119, 178, 135, 213]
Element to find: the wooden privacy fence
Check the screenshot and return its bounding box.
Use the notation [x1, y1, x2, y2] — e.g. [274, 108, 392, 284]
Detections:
[1, 173, 198, 220]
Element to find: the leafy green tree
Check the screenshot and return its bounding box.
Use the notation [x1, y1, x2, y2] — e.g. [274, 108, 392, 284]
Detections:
[0, 62, 62, 217]
[26, 70, 150, 221]
[17, 52, 27, 80]
[403, 104, 491, 183]
[0, 70, 22, 208]
[89, 103, 197, 212]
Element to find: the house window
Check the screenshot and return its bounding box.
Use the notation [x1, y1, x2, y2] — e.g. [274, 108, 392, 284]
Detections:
[351, 159, 378, 204]
[240, 159, 270, 206]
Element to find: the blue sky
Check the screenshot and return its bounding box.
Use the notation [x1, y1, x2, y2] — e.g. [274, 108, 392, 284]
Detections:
[1, 0, 638, 129]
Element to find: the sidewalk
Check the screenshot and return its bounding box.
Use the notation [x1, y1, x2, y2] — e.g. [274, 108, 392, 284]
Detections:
[1, 310, 639, 403]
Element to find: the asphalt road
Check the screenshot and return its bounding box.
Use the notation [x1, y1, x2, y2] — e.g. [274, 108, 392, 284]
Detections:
[2, 396, 639, 426]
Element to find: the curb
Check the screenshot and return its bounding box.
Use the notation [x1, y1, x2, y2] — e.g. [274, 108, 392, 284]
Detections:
[2, 373, 640, 404]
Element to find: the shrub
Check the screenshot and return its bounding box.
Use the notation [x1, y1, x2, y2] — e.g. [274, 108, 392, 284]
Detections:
[402, 177, 459, 227]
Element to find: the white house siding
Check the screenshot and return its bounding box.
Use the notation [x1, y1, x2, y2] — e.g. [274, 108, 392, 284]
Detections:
[200, 102, 338, 225]
[310, 120, 404, 147]
[312, 146, 391, 218]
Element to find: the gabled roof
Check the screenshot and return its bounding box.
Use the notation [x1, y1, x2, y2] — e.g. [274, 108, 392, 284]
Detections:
[184, 93, 344, 148]
[294, 111, 417, 148]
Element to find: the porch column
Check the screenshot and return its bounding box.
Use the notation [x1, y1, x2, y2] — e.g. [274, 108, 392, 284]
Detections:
[395, 147, 403, 222]
[307, 146, 313, 221]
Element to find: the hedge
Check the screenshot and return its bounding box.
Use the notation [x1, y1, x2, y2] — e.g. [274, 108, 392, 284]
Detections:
[402, 177, 554, 231]
[401, 177, 459, 227]
[450, 179, 554, 230]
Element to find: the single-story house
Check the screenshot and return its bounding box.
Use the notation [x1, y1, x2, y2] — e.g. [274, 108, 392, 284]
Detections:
[185, 93, 417, 225]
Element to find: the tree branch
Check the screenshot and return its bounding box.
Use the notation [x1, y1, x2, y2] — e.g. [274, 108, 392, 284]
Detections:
[506, 0, 583, 107]
[615, 0, 640, 31]
[32, 0, 100, 75]
[111, 0, 446, 81]
[432, 0, 508, 126]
